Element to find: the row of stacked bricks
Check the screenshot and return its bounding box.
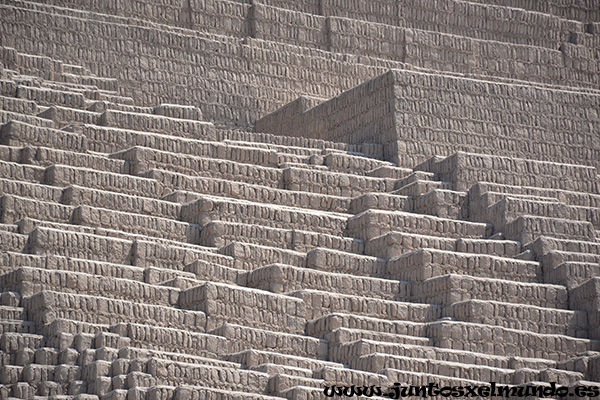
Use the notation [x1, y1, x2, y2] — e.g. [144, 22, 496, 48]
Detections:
[0, 0, 600, 399]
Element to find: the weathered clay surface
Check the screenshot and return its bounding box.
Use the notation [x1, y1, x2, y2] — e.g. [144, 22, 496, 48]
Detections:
[0, 0, 599, 398]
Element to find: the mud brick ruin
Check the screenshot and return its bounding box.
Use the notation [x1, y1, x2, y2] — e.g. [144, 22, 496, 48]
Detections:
[0, 0, 600, 398]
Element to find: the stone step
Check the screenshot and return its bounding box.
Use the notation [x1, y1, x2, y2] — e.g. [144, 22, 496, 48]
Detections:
[0, 320, 36, 334]
[38, 74, 100, 90]
[65, 330, 129, 353]
[71, 123, 300, 168]
[0, 143, 21, 163]
[322, 151, 401, 176]
[0, 332, 45, 353]
[62, 73, 118, 92]
[360, 352, 516, 384]
[87, 100, 153, 115]
[1, 364, 78, 386]
[570, 278, 600, 315]
[250, 363, 312, 379]
[60, 184, 181, 221]
[412, 274, 568, 309]
[181, 194, 349, 236]
[40, 85, 99, 103]
[349, 192, 410, 214]
[305, 247, 385, 277]
[0, 194, 74, 225]
[152, 103, 203, 121]
[570, 204, 600, 229]
[221, 139, 320, 157]
[72, 204, 201, 244]
[247, 263, 408, 301]
[313, 365, 388, 389]
[348, 210, 492, 242]
[2, 145, 127, 175]
[27, 220, 206, 271]
[282, 167, 397, 197]
[41, 317, 110, 339]
[179, 281, 306, 334]
[387, 248, 541, 282]
[0, 109, 57, 128]
[16, 85, 86, 108]
[267, 373, 324, 395]
[0, 266, 180, 307]
[307, 313, 428, 339]
[486, 196, 583, 230]
[145, 169, 350, 213]
[210, 323, 328, 360]
[111, 322, 226, 359]
[226, 349, 344, 373]
[447, 299, 589, 338]
[219, 242, 306, 271]
[0, 160, 46, 184]
[281, 160, 378, 174]
[0, 305, 26, 320]
[0, 178, 63, 203]
[144, 357, 270, 394]
[0, 79, 17, 97]
[0, 94, 38, 114]
[23, 290, 206, 333]
[0, 230, 28, 253]
[1, 252, 195, 290]
[116, 347, 241, 372]
[545, 260, 600, 290]
[198, 220, 364, 254]
[122, 147, 285, 188]
[470, 180, 600, 206]
[394, 171, 437, 189]
[289, 289, 440, 321]
[557, 351, 600, 378]
[392, 180, 447, 197]
[2, 290, 23, 308]
[327, 316, 596, 362]
[52, 122, 194, 155]
[471, 189, 561, 209]
[469, 190, 561, 224]
[183, 259, 244, 287]
[0, 222, 18, 233]
[424, 152, 599, 193]
[412, 189, 468, 220]
[541, 248, 600, 271]
[38, 105, 101, 127]
[111, 143, 300, 172]
[366, 231, 454, 259]
[96, 90, 135, 106]
[367, 165, 413, 180]
[326, 327, 431, 348]
[1, 121, 87, 153]
[25, 226, 231, 270]
[217, 131, 372, 157]
[5, 381, 38, 398]
[504, 215, 597, 244]
[98, 109, 215, 140]
[427, 320, 600, 361]
[339, 339, 556, 371]
[45, 164, 165, 199]
[21, 215, 164, 243]
[527, 236, 600, 257]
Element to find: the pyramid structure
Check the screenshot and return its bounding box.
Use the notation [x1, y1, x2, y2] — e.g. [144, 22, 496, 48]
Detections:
[0, 0, 600, 398]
